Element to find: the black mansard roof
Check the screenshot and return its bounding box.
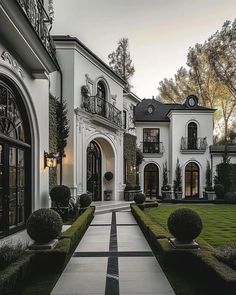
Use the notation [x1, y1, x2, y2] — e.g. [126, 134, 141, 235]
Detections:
[135, 98, 215, 122]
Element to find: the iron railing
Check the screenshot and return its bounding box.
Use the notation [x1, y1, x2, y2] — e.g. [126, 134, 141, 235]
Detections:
[16, 0, 56, 61]
[83, 96, 122, 127]
[141, 142, 164, 154]
[181, 137, 207, 151]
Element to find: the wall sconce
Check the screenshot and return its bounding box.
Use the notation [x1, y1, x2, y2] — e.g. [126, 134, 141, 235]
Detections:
[44, 151, 59, 168]
[129, 165, 137, 173]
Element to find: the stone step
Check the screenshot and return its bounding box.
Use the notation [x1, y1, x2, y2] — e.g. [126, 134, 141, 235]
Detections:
[92, 201, 133, 215]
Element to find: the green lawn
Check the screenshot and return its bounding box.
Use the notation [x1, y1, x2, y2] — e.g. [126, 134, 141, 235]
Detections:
[145, 204, 236, 247]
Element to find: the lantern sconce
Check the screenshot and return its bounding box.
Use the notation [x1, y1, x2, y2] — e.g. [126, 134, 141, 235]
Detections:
[44, 151, 59, 168]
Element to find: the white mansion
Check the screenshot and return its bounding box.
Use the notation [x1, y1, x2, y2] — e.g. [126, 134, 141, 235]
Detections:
[0, 0, 235, 239]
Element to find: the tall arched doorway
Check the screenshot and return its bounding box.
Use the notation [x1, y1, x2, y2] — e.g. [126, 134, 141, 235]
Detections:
[0, 78, 31, 238]
[87, 141, 101, 201]
[144, 163, 159, 199]
[185, 162, 199, 198]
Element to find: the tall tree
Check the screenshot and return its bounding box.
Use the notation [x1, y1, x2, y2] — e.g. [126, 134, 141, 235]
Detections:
[108, 38, 135, 91]
[56, 98, 70, 185]
[207, 19, 236, 99]
[158, 19, 236, 141]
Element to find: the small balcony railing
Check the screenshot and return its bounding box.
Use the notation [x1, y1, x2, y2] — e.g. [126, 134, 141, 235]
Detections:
[181, 137, 207, 152]
[16, 0, 56, 61]
[141, 142, 164, 154]
[83, 96, 122, 127]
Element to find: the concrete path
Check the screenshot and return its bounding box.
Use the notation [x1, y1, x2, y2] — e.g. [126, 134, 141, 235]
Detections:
[51, 211, 175, 295]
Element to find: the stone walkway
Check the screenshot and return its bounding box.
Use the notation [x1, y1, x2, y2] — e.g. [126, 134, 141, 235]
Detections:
[51, 211, 175, 295]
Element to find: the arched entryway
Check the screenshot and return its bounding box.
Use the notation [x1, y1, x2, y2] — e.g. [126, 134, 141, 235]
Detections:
[0, 77, 31, 238]
[86, 137, 115, 201]
[144, 163, 159, 199]
[185, 162, 199, 198]
[87, 141, 102, 201]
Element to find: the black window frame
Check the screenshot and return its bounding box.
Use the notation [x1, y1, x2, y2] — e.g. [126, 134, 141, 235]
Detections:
[143, 128, 160, 153]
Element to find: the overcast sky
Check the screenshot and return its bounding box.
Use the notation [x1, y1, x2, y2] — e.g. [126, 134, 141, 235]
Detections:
[52, 0, 236, 99]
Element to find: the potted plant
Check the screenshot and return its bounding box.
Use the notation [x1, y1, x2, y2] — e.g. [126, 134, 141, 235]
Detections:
[161, 161, 172, 198]
[173, 158, 182, 199]
[205, 160, 215, 200]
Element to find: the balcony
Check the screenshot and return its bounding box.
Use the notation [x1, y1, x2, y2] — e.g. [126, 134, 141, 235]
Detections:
[16, 0, 56, 62]
[141, 142, 164, 157]
[0, 0, 57, 74]
[181, 137, 207, 154]
[83, 96, 122, 129]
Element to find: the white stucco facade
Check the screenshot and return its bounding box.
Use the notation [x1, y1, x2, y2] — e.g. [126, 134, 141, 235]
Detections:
[135, 98, 215, 198]
[53, 37, 127, 200]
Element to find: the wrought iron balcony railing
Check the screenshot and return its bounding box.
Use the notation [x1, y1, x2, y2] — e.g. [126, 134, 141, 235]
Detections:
[83, 96, 122, 127]
[141, 142, 164, 154]
[181, 137, 207, 151]
[16, 0, 56, 61]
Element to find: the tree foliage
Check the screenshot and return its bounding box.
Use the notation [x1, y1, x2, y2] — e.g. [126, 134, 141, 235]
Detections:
[162, 161, 168, 188]
[174, 158, 182, 191]
[56, 98, 70, 158]
[158, 19, 236, 141]
[108, 38, 135, 91]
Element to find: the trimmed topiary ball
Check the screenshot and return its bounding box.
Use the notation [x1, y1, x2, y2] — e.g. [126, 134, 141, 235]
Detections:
[214, 184, 224, 199]
[26, 208, 63, 243]
[104, 171, 113, 181]
[79, 193, 92, 208]
[167, 208, 202, 243]
[50, 185, 71, 206]
[134, 193, 146, 204]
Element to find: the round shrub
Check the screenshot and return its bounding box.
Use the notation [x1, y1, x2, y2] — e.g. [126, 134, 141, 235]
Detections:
[50, 185, 71, 206]
[167, 208, 203, 243]
[104, 171, 113, 181]
[134, 193, 146, 204]
[79, 193, 92, 208]
[224, 192, 236, 203]
[26, 208, 63, 243]
[214, 184, 225, 199]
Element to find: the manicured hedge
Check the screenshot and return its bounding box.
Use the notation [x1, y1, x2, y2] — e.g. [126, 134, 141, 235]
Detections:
[31, 206, 95, 273]
[0, 253, 34, 295]
[0, 207, 95, 295]
[131, 204, 236, 294]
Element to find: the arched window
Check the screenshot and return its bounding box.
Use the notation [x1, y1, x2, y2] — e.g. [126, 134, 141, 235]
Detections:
[0, 78, 31, 238]
[97, 81, 106, 100]
[144, 163, 159, 199]
[96, 81, 106, 117]
[187, 122, 197, 149]
[185, 162, 199, 198]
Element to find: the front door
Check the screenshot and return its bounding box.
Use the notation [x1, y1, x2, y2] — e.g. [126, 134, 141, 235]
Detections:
[185, 162, 199, 198]
[87, 141, 101, 201]
[144, 163, 159, 199]
[0, 143, 27, 237]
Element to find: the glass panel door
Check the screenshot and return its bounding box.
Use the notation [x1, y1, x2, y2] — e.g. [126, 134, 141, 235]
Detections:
[0, 143, 26, 236]
[0, 144, 4, 235]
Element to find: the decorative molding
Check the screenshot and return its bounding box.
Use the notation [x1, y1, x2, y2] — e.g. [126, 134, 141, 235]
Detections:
[111, 94, 117, 101]
[1, 51, 24, 79]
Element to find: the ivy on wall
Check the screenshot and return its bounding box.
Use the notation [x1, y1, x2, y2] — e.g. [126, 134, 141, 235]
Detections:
[49, 96, 58, 191]
[124, 133, 137, 186]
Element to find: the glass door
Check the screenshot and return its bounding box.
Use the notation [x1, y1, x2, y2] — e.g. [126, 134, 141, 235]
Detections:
[0, 143, 26, 237]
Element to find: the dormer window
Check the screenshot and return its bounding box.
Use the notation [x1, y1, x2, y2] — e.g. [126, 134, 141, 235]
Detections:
[147, 104, 154, 114]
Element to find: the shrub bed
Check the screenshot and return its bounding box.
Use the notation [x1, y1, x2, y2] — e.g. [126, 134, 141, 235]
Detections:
[0, 207, 95, 295]
[130, 204, 236, 294]
[0, 253, 34, 295]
